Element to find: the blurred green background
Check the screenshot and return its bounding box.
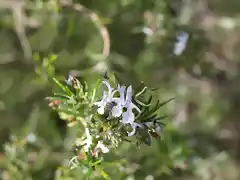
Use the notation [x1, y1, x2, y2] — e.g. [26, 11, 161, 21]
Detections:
[0, 0, 240, 179]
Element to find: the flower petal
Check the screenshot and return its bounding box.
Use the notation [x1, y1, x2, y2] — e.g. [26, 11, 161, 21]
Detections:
[125, 85, 133, 103]
[128, 123, 142, 136]
[97, 106, 105, 115]
[102, 81, 113, 94]
[121, 109, 135, 124]
[131, 103, 141, 113]
[117, 84, 126, 103]
[96, 141, 109, 153]
[81, 128, 92, 152]
[111, 104, 123, 117]
[94, 91, 107, 107]
[85, 128, 92, 141]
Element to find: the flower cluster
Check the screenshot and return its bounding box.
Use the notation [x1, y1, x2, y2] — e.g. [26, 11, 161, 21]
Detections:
[94, 81, 142, 136]
[48, 74, 170, 172]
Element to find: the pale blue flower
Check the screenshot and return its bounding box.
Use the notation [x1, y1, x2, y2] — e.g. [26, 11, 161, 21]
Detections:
[125, 86, 141, 112]
[95, 82, 142, 136]
[94, 81, 116, 115]
[111, 84, 126, 117]
[120, 86, 141, 136]
[174, 31, 189, 55]
[121, 106, 135, 124]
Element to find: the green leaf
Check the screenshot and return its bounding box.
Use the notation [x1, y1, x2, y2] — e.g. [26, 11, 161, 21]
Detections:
[134, 98, 151, 107]
[84, 81, 89, 91]
[136, 106, 150, 120]
[158, 98, 174, 108]
[86, 166, 94, 180]
[137, 96, 153, 117]
[135, 86, 148, 97]
[148, 100, 161, 115]
[150, 87, 159, 91]
[53, 93, 71, 99]
[48, 54, 58, 63]
[53, 77, 73, 96]
[134, 86, 152, 106]
[90, 160, 102, 167]
[96, 166, 112, 180]
[154, 115, 168, 123]
[46, 96, 66, 102]
[141, 114, 158, 122]
[91, 79, 101, 104]
[106, 71, 116, 86]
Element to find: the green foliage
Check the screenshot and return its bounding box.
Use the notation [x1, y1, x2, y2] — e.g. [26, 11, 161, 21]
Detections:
[0, 0, 240, 180]
[45, 73, 172, 179]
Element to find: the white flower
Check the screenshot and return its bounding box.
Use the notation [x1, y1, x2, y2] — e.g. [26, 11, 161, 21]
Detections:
[125, 86, 141, 112]
[81, 128, 92, 152]
[174, 31, 189, 55]
[111, 84, 126, 117]
[96, 141, 109, 153]
[120, 86, 141, 124]
[95, 82, 127, 118]
[94, 81, 116, 115]
[120, 86, 141, 136]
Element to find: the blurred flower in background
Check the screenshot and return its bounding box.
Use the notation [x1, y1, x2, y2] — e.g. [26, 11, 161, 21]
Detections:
[174, 31, 189, 56]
